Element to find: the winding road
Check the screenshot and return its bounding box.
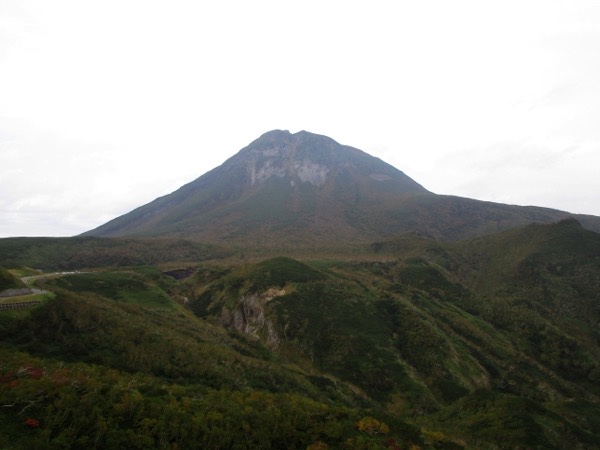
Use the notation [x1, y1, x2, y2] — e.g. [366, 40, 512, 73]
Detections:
[0, 272, 83, 310]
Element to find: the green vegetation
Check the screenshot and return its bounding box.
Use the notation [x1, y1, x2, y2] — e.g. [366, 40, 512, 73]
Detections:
[416, 390, 600, 449]
[0, 237, 230, 270]
[0, 349, 429, 450]
[188, 220, 600, 448]
[49, 270, 175, 309]
[1, 219, 599, 448]
[0, 270, 434, 449]
[0, 267, 26, 291]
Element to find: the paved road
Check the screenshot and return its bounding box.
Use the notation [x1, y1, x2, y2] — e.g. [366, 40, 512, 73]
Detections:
[21, 271, 81, 286]
[0, 271, 84, 309]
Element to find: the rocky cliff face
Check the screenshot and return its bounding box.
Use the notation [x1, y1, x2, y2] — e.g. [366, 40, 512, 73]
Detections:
[242, 130, 424, 190]
[241, 130, 408, 192]
[248, 156, 330, 187]
[220, 288, 286, 347]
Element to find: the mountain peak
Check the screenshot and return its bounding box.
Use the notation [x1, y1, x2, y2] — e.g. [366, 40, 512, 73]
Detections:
[237, 129, 423, 189]
[255, 129, 293, 140]
[245, 129, 342, 154]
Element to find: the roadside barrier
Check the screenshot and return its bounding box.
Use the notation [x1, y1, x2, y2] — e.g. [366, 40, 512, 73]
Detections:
[0, 301, 42, 310]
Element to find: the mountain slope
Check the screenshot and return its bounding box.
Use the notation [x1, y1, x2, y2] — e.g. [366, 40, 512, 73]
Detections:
[187, 221, 600, 448]
[84, 130, 600, 245]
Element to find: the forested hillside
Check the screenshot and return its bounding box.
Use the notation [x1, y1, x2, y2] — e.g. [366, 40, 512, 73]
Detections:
[2, 219, 599, 448]
[0, 267, 431, 449]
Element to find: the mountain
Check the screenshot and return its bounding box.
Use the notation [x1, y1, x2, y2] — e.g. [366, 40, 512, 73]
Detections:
[3, 130, 600, 448]
[83, 130, 600, 245]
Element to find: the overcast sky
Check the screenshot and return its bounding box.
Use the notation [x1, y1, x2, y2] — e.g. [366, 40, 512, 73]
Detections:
[1, 1, 599, 237]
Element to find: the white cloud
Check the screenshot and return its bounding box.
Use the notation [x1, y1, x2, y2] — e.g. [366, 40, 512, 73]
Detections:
[1, 0, 600, 236]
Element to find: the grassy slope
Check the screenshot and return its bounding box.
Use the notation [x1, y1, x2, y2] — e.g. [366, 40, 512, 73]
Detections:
[0, 267, 26, 291]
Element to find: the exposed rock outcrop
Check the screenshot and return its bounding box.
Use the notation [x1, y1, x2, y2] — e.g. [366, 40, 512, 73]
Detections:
[220, 288, 285, 347]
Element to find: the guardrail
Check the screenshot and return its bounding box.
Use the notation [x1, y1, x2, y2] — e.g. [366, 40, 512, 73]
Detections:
[0, 301, 43, 310]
